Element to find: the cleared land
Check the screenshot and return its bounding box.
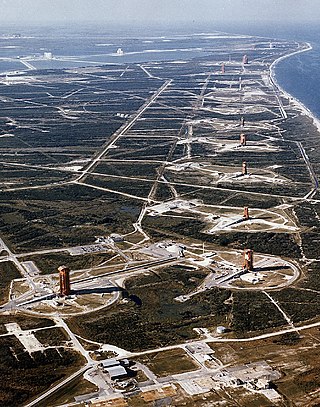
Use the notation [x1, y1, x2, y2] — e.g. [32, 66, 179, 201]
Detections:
[0, 31, 319, 406]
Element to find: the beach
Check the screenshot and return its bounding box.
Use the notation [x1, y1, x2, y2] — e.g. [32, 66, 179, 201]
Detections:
[270, 42, 320, 133]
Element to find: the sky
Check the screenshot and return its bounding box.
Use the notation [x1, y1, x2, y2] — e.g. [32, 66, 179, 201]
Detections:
[0, 0, 319, 25]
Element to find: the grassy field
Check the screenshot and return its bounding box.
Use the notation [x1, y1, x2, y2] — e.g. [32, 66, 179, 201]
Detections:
[0, 261, 21, 305]
[0, 337, 84, 407]
[134, 348, 199, 377]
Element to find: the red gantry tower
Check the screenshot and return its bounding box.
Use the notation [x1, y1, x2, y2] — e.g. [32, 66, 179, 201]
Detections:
[240, 133, 247, 146]
[243, 249, 254, 271]
[242, 161, 248, 175]
[242, 54, 249, 64]
[58, 265, 71, 296]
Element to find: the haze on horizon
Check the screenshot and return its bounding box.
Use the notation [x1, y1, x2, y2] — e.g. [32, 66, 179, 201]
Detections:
[0, 0, 319, 25]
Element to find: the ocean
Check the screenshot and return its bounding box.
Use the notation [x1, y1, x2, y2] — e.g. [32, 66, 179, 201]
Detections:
[272, 29, 320, 120]
[0, 22, 319, 119]
[225, 22, 320, 120]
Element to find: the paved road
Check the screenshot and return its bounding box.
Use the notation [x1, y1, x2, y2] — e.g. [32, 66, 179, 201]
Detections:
[263, 291, 297, 330]
[23, 364, 92, 407]
[23, 318, 320, 407]
[54, 316, 92, 363]
[76, 79, 172, 182]
[297, 140, 319, 199]
[128, 320, 320, 359]
[73, 256, 178, 284]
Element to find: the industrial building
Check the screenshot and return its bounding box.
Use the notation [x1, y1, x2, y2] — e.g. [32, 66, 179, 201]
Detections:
[43, 52, 52, 59]
[106, 366, 128, 381]
[110, 233, 124, 242]
[216, 326, 227, 334]
[101, 359, 129, 380]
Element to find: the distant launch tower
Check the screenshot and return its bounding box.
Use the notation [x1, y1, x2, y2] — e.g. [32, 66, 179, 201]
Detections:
[240, 133, 247, 146]
[243, 249, 253, 271]
[58, 265, 71, 296]
[242, 161, 248, 176]
[240, 116, 245, 127]
[221, 63, 225, 74]
[243, 207, 249, 220]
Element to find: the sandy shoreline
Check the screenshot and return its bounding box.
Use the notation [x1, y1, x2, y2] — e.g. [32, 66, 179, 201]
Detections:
[270, 41, 320, 133]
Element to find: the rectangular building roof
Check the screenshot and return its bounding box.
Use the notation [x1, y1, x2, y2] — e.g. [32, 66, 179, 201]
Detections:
[101, 358, 119, 368]
[105, 365, 127, 379]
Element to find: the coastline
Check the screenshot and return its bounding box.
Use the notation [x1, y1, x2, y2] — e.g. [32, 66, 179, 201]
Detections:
[270, 42, 320, 133]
